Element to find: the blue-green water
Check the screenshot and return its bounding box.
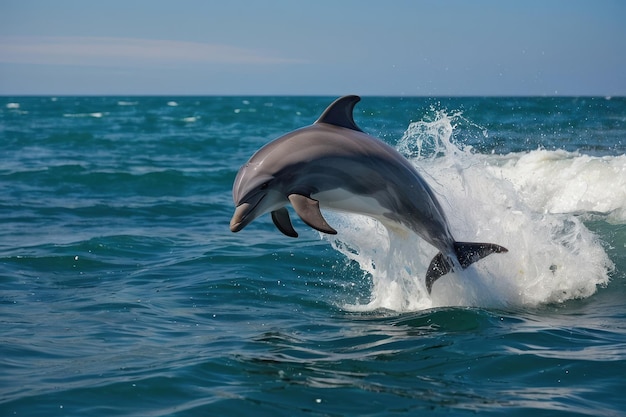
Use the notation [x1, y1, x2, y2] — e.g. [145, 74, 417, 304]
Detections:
[1, 96, 625, 416]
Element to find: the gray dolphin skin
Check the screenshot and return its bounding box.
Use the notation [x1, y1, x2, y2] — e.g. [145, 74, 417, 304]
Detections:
[230, 95, 508, 293]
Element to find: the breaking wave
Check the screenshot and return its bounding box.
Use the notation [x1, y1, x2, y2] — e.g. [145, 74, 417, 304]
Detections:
[325, 110, 621, 312]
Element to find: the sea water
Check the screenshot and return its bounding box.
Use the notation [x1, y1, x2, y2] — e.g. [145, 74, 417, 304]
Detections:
[1, 96, 625, 416]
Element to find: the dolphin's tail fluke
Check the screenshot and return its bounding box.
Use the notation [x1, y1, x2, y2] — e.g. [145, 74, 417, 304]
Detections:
[425, 242, 508, 294]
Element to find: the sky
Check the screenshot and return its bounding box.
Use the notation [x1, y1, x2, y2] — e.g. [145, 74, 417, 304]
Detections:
[0, 0, 625, 96]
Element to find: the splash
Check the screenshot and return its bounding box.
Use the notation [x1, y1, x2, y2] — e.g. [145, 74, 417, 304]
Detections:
[324, 110, 617, 312]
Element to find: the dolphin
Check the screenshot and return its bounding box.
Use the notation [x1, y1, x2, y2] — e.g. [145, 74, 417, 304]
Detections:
[230, 95, 507, 293]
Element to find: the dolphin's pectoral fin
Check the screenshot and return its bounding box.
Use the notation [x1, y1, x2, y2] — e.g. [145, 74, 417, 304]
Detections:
[425, 242, 509, 294]
[271, 208, 298, 238]
[288, 194, 338, 235]
[426, 253, 454, 294]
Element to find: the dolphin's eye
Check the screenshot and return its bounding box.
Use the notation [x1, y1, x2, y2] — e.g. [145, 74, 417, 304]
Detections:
[260, 182, 269, 190]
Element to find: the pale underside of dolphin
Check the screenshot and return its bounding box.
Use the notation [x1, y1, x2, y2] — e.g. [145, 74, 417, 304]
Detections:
[230, 95, 508, 293]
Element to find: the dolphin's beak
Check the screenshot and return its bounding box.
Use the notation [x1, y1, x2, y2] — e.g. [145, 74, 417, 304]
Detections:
[230, 203, 251, 232]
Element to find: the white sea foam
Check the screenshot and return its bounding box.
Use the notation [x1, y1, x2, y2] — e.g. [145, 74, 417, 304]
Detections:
[63, 112, 105, 118]
[324, 111, 619, 312]
[486, 150, 626, 224]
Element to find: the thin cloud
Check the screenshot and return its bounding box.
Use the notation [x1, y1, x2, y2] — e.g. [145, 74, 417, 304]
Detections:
[0, 36, 305, 67]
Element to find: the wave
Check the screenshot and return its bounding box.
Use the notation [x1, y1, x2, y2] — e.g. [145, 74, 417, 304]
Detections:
[324, 110, 621, 312]
[486, 150, 626, 224]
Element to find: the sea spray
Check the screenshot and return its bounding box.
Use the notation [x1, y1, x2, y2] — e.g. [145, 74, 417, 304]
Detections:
[324, 109, 615, 311]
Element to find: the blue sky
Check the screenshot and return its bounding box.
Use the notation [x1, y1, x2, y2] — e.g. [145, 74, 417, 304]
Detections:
[1, 0, 624, 96]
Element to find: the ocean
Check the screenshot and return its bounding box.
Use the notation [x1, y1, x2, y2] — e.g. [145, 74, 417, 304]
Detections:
[1, 96, 625, 416]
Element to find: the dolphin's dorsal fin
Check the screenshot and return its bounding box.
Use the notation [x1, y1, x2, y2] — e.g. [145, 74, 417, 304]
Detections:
[288, 194, 337, 235]
[315, 95, 364, 132]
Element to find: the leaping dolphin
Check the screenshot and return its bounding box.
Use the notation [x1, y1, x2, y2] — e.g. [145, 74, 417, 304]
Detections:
[230, 95, 507, 293]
